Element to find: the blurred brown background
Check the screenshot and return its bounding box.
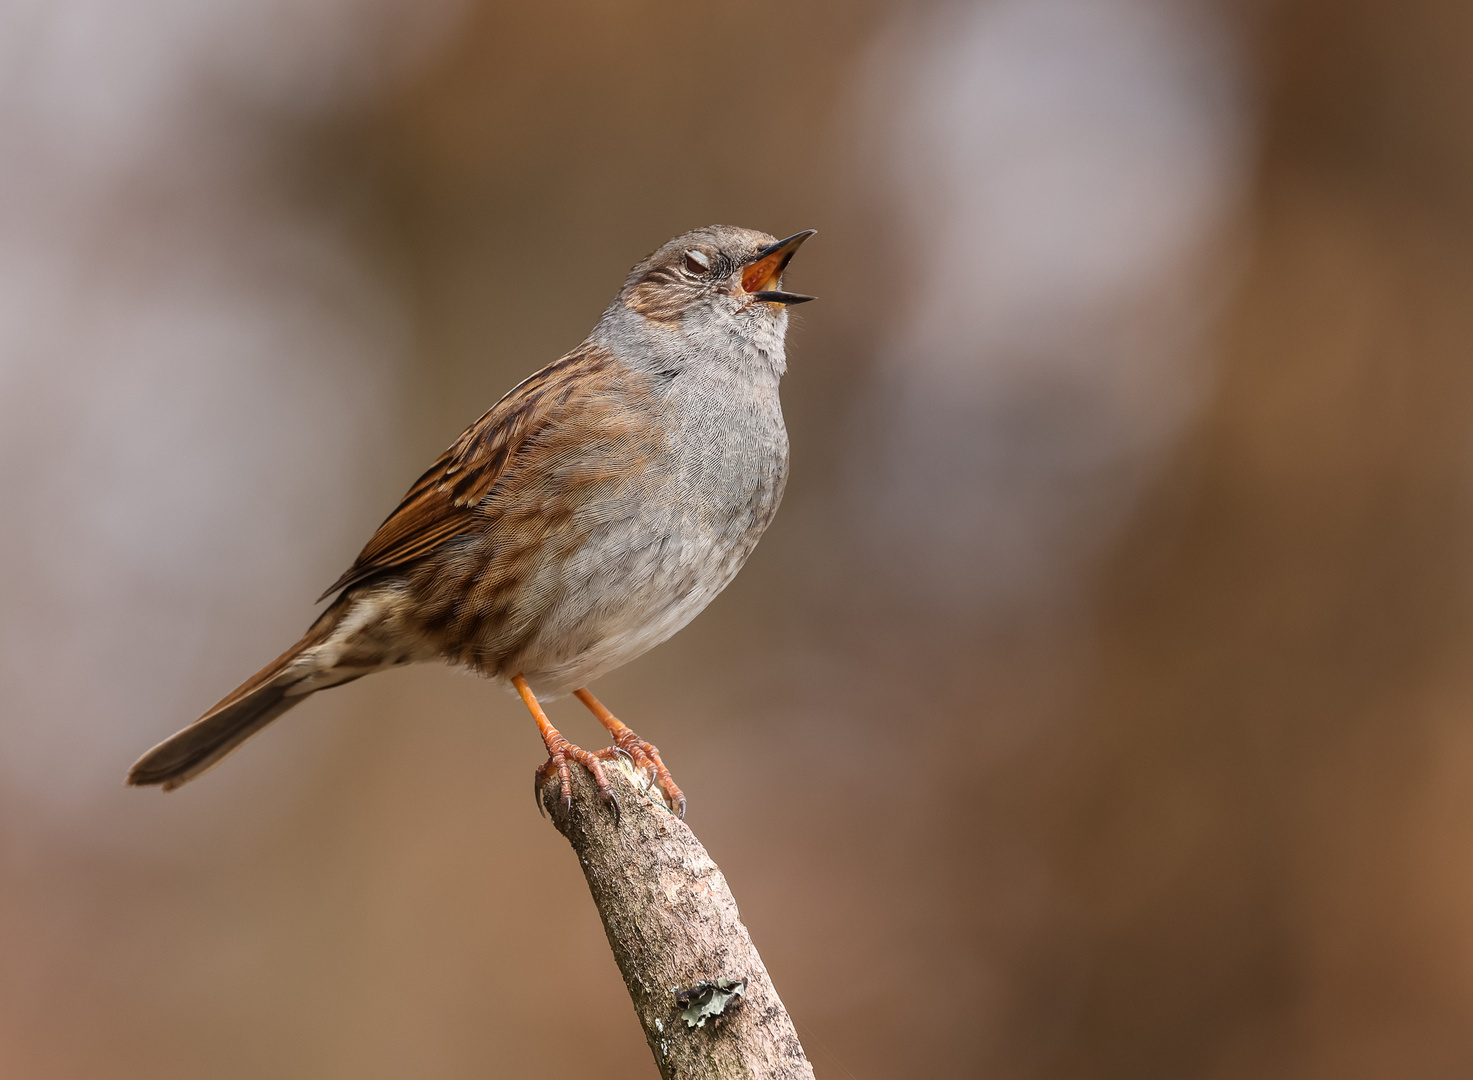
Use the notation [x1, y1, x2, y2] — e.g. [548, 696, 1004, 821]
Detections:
[3, 0, 1473, 1076]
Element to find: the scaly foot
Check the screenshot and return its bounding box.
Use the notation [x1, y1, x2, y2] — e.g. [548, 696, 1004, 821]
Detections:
[514, 674, 620, 821]
[576, 688, 687, 818]
[535, 728, 620, 822]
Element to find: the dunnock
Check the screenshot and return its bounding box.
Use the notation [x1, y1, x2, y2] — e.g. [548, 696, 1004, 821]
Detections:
[128, 226, 815, 818]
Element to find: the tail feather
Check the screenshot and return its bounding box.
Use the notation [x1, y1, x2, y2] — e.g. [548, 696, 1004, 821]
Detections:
[128, 598, 351, 791]
[128, 684, 302, 790]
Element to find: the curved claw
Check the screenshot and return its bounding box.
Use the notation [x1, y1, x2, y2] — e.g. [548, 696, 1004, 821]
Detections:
[610, 733, 685, 818]
[520, 674, 626, 826]
[534, 736, 627, 826]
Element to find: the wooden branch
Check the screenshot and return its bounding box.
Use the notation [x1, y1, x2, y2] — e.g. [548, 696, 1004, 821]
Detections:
[540, 757, 815, 1080]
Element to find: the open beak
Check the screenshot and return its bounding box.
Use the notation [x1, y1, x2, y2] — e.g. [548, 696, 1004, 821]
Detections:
[742, 229, 817, 305]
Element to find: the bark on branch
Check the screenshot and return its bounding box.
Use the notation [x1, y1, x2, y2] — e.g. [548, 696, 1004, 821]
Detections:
[540, 757, 815, 1080]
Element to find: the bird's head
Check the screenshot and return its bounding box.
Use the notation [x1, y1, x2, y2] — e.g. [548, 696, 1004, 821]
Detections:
[614, 226, 816, 336]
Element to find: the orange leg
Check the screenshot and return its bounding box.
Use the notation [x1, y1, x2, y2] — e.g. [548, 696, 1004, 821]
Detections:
[574, 688, 686, 819]
[513, 674, 619, 821]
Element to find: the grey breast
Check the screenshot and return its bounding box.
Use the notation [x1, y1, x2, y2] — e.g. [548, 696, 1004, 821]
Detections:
[514, 347, 789, 689]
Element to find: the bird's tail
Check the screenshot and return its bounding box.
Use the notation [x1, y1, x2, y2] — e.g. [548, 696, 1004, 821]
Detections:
[128, 597, 354, 791]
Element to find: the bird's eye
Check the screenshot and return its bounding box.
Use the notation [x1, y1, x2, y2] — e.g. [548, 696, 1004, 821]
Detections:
[684, 250, 711, 275]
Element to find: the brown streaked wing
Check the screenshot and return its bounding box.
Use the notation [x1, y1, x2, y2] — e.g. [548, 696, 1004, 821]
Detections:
[318, 343, 626, 600]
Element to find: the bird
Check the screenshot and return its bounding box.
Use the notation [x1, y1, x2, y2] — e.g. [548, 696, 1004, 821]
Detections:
[127, 225, 815, 819]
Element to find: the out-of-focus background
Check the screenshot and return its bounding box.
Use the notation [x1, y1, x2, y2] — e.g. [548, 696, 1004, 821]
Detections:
[3, 0, 1472, 1075]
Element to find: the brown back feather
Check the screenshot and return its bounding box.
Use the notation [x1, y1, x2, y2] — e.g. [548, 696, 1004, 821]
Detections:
[319, 343, 633, 600]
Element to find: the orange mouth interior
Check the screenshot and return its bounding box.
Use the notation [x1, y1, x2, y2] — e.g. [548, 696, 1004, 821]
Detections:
[741, 251, 786, 294]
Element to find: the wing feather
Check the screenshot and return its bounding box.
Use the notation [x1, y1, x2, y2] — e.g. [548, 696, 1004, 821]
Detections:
[319, 343, 627, 600]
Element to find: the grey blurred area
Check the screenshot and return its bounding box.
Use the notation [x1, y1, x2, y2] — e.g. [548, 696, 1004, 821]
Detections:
[3, 0, 1472, 1076]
